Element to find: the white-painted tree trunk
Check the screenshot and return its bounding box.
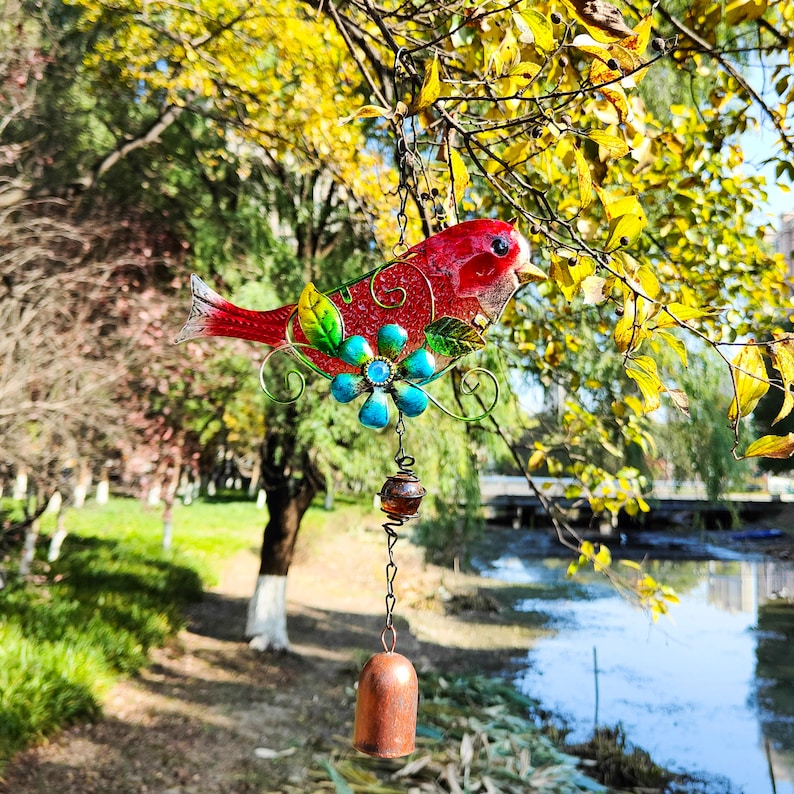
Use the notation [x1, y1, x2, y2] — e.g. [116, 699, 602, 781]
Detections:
[96, 476, 109, 505]
[246, 574, 290, 651]
[13, 468, 27, 501]
[73, 460, 91, 508]
[19, 518, 40, 576]
[46, 491, 62, 514]
[147, 481, 161, 506]
[48, 499, 69, 562]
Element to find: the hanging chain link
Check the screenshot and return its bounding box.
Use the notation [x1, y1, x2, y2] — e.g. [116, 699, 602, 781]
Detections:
[393, 413, 416, 474]
[392, 48, 448, 256]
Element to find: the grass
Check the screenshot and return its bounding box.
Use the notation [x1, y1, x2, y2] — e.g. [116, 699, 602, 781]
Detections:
[0, 494, 271, 769]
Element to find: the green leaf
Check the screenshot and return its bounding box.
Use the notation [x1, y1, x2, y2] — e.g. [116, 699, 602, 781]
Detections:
[424, 316, 486, 357]
[297, 282, 343, 356]
[319, 759, 355, 794]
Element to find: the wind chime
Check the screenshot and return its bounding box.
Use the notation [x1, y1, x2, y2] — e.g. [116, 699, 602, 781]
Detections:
[175, 50, 543, 759]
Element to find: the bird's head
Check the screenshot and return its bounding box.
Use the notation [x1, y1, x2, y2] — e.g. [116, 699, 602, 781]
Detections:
[419, 219, 544, 321]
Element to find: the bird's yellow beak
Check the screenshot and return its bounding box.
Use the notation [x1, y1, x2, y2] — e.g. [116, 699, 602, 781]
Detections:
[514, 233, 546, 284]
[517, 261, 547, 284]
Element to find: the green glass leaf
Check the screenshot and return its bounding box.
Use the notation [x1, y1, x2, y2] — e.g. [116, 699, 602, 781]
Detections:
[424, 316, 486, 358]
[297, 282, 343, 356]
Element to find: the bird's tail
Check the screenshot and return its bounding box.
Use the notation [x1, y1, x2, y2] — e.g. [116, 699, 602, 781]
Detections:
[174, 274, 294, 347]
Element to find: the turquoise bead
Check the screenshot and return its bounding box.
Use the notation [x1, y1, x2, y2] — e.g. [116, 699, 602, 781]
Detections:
[365, 358, 392, 385]
[330, 373, 365, 403]
[399, 348, 435, 381]
[358, 389, 390, 429]
[337, 335, 373, 367]
[377, 324, 408, 360]
[392, 381, 429, 417]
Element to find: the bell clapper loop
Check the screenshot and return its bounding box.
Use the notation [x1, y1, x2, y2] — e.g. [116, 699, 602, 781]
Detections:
[380, 625, 397, 654]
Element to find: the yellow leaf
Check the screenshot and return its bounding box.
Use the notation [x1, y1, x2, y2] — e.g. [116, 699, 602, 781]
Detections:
[741, 433, 794, 460]
[574, 146, 593, 208]
[769, 338, 794, 425]
[507, 60, 541, 84]
[594, 545, 612, 567]
[614, 293, 640, 353]
[551, 252, 595, 301]
[655, 302, 715, 329]
[727, 343, 770, 422]
[587, 130, 630, 158]
[633, 265, 660, 300]
[624, 395, 644, 414]
[580, 540, 595, 557]
[626, 355, 662, 413]
[656, 329, 688, 367]
[599, 83, 630, 122]
[725, 0, 767, 24]
[338, 104, 393, 125]
[622, 14, 653, 53]
[448, 148, 469, 205]
[528, 449, 546, 471]
[571, 33, 612, 62]
[519, 9, 555, 53]
[606, 212, 645, 249]
[596, 190, 645, 223]
[620, 559, 642, 570]
[412, 56, 441, 112]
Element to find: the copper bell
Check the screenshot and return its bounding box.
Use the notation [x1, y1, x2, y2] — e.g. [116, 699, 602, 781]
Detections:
[353, 638, 418, 757]
[379, 472, 426, 518]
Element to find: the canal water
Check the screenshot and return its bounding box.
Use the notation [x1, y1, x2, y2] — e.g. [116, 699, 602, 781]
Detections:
[474, 529, 794, 794]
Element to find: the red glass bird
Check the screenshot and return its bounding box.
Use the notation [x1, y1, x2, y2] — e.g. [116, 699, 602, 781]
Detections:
[176, 219, 542, 369]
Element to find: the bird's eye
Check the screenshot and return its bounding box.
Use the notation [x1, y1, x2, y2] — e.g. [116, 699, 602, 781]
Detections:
[491, 236, 510, 257]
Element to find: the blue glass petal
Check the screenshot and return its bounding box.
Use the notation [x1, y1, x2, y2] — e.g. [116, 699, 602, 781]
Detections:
[358, 389, 390, 429]
[330, 373, 366, 404]
[392, 381, 429, 418]
[398, 348, 435, 381]
[337, 335, 373, 367]
[377, 324, 408, 360]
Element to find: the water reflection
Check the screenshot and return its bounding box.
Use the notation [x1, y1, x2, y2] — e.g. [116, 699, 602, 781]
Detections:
[479, 543, 794, 794]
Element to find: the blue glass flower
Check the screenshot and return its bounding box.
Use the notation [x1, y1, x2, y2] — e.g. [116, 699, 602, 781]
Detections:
[330, 324, 435, 429]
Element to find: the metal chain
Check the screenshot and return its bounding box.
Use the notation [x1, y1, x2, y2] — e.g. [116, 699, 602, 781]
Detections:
[392, 48, 449, 255]
[383, 518, 399, 634]
[380, 413, 417, 652]
[394, 413, 415, 474]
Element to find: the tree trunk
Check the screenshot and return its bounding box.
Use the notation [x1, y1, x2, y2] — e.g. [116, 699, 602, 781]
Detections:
[47, 495, 69, 562]
[246, 463, 321, 651]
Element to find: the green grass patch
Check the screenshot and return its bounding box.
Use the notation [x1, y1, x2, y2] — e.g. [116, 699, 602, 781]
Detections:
[0, 494, 269, 768]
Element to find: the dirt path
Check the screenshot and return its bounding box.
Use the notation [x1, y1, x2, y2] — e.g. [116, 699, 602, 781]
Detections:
[1, 518, 540, 793]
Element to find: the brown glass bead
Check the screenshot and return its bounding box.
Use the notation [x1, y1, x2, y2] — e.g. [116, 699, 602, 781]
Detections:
[379, 472, 427, 518]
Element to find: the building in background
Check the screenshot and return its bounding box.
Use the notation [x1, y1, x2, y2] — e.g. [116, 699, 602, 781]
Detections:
[775, 211, 794, 279]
